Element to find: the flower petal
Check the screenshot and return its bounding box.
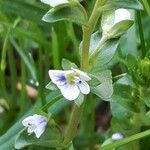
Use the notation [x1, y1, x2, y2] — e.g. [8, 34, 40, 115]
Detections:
[78, 80, 90, 94]
[27, 125, 37, 134]
[34, 121, 47, 138]
[115, 9, 131, 24]
[41, 0, 69, 7]
[22, 116, 35, 127]
[60, 84, 80, 100]
[72, 68, 91, 81]
[49, 70, 72, 86]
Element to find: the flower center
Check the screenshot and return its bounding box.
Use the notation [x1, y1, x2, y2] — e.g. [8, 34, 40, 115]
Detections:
[66, 73, 81, 85]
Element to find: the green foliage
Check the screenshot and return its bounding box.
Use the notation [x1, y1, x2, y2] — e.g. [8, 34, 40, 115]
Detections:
[89, 32, 119, 70]
[15, 127, 63, 149]
[103, 0, 143, 10]
[42, 4, 88, 25]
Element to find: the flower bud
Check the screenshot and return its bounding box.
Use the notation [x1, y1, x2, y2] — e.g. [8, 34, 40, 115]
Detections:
[136, 58, 150, 87]
[101, 8, 133, 38]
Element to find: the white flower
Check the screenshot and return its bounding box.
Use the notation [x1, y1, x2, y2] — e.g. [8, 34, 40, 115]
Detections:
[22, 114, 47, 138]
[112, 133, 124, 140]
[102, 8, 131, 33]
[48, 68, 91, 100]
[40, 0, 69, 7]
[114, 8, 131, 24]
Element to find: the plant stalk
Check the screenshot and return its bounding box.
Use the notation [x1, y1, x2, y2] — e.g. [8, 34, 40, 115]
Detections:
[63, 0, 104, 147]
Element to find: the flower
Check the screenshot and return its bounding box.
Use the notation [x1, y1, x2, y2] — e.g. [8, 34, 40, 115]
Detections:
[102, 8, 131, 34]
[49, 68, 91, 100]
[114, 8, 131, 24]
[112, 133, 124, 140]
[40, 0, 69, 7]
[22, 114, 47, 138]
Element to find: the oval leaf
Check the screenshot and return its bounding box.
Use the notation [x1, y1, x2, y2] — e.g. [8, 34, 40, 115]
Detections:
[15, 126, 63, 149]
[42, 5, 87, 25]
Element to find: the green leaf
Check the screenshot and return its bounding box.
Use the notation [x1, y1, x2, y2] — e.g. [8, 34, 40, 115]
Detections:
[91, 80, 113, 101]
[88, 74, 101, 87]
[91, 70, 113, 101]
[89, 32, 119, 69]
[102, 0, 143, 10]
[61, 58, 78, 70]
[42, 4, 88, 25]
[74, 94, 84, 107]
[46, 81, 58, 91]
[10, 37, 37, 81]
[140, 87, 150, 108]
[15, 126, 63, 149]
[108, 20, 134, 38]
[111, 84, 140, 113]
[0, 0, 47, 24]
[127, 54, 138, 70]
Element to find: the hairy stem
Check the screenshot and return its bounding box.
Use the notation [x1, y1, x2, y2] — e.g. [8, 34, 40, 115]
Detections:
[63, 0, 104, 147]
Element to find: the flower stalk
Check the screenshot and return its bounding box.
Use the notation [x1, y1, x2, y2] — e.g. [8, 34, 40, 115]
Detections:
[63, 0, 104, 147]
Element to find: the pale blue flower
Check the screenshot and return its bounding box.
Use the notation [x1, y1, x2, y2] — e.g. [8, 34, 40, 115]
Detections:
[49, 68, 91, 100]
[22, 114, 47, 138]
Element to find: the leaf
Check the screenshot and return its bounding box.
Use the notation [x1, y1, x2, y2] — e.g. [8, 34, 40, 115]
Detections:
[91, 80, 113, 101]
[102, 0, 143, 10]
[89, 32, 119, 69]
[10, 37, 37, 81]
[127, 54, 138, 70]
[91, 70, 113, 101]
[46, 81, 58, 91]
[42, 4, 87, 25]
[88, 74, 101, 87]
[15, 126, 63, 149]
[109, 20, 134, 38]
[111, 84, 140, 113]
[140, 87, 150, 108]
[61, 58, 78, 70]
[0, 0, 47, 24]
[75, 94, 84, 107]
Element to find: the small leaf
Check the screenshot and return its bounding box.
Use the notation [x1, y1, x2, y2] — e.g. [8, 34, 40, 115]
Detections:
[91, 80, 113, 101]
[127, 54, 138, 70]
[140, 87, 150, 108]
[91, 70, 113, 101]
[61, 58, 78, 70]
[75, 94, 84, 107]
[112, 84, 140, 113]
[15, 126, 63, 149]
[89, 32, 119, 69]
[109, 20, 134, 38]
[102, 0, 143, 10]
[42, 4, 87, 25]
[46, 81, 58, 91]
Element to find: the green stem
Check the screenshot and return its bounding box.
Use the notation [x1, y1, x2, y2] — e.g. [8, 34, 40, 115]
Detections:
[52, 27, 60, 69]
[63, 105, 82, 146]
[137, 11, 147, 58]
[81, 0, 102, 71]
[63, 0, 103, 147]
